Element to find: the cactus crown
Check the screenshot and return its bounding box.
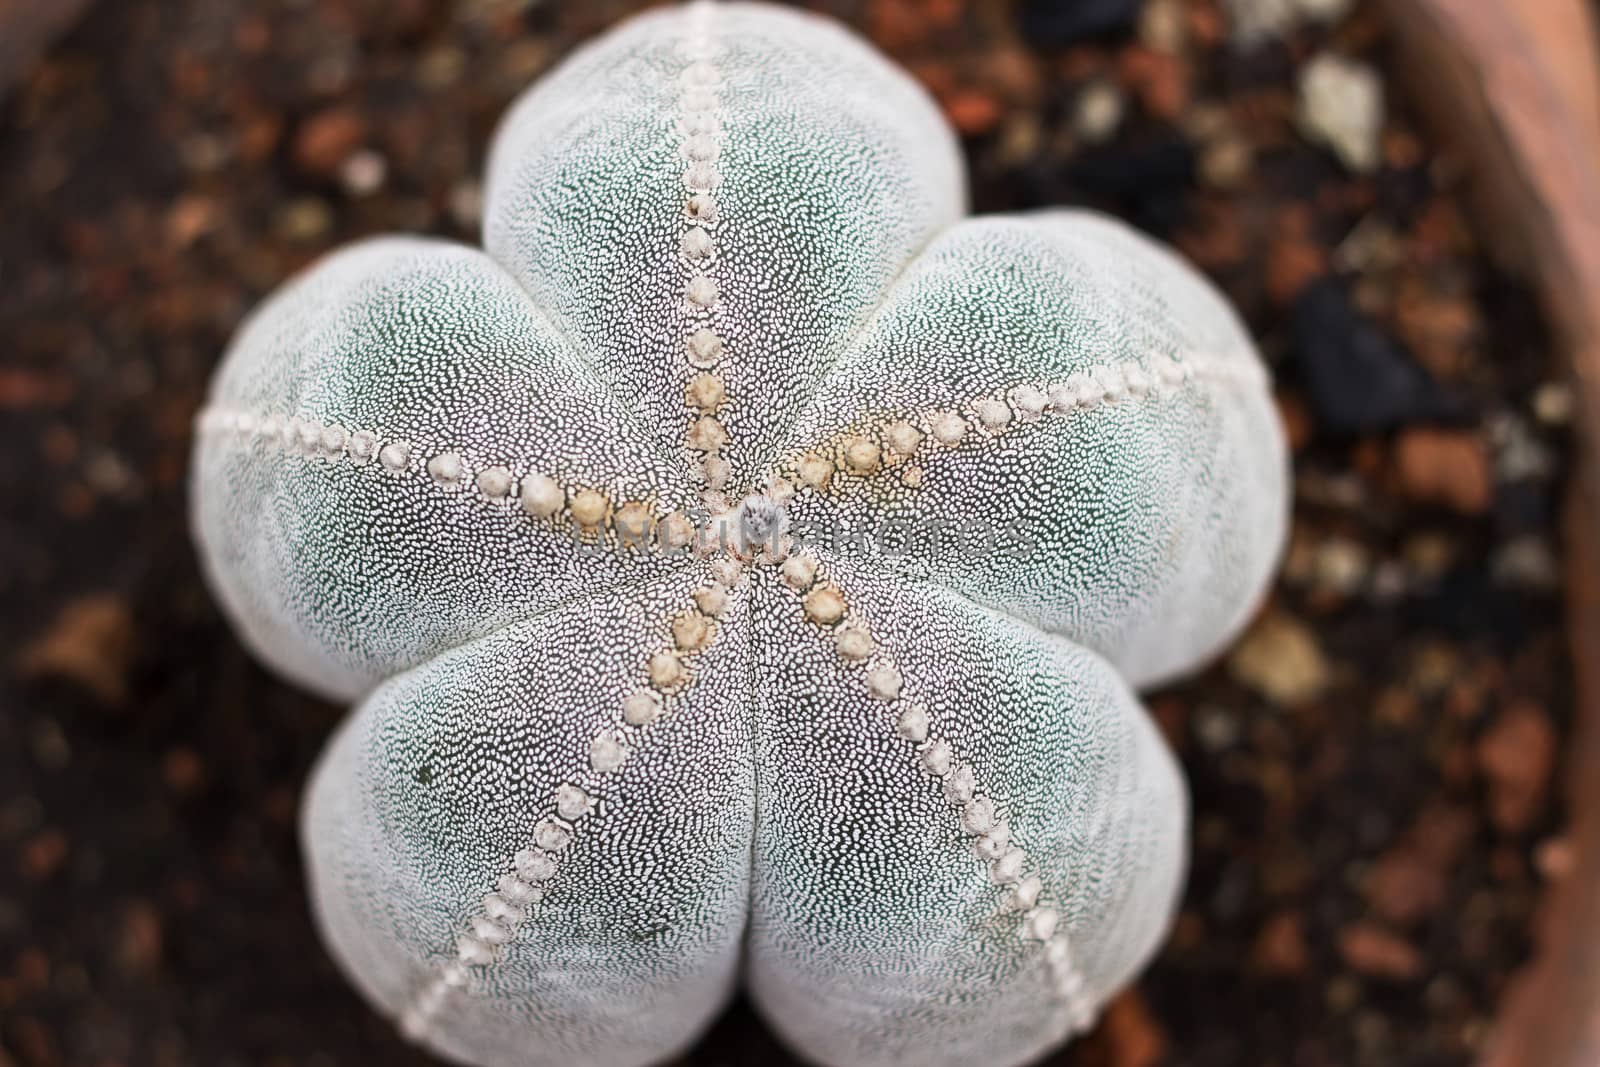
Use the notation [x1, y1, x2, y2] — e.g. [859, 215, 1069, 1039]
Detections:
[191, 4, 1288, 1066]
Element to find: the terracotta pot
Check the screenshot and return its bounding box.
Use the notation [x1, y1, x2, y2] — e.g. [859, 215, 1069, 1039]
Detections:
[1382, 2, 1600, 1065]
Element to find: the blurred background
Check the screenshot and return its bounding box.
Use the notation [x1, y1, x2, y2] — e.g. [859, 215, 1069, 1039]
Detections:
[0, 1, 1584, 1065]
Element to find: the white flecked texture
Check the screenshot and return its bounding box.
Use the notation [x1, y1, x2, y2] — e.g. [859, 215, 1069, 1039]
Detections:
[189, 4, 1289, 1067]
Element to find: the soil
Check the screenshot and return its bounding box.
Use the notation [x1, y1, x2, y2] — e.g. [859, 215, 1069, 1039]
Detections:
[0, 1, 1574, 1066]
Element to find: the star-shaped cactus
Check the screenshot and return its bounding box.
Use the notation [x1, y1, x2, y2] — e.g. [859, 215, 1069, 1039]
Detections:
[190, 4, 1288, 1066]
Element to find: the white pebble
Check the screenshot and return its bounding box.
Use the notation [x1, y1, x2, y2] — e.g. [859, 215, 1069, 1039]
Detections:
[1298, 52, 1383, 173]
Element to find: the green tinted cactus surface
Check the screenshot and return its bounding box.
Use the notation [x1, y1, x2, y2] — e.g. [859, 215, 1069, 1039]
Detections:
[190, 4, 1289, 1066]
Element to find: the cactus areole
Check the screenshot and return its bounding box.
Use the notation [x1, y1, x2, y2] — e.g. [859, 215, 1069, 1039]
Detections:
[190, 4, 1289, 1066]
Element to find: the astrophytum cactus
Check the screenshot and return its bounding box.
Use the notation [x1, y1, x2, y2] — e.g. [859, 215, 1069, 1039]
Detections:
[190, 4, 1289, 1066]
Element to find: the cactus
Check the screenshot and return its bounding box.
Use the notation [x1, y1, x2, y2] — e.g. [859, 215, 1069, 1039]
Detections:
[189, 4, 1289, 1066]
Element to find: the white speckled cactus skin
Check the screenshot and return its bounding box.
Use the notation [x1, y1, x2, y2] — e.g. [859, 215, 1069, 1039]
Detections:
[189, 4, 1289, 1067]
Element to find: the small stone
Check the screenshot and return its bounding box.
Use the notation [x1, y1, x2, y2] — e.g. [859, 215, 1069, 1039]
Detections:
[1199, 135, 1253, 190]
[1339, 921, 1422, 980]
[1139, 0, 1186, 51]
[1228, 612, 1330, 707]
[1477, 700, 1555, 832]
[339, 149, 388, 197]
[1074, 80, 1124, 144]
[1292, 278, 1465, 432]
[1253, 911, 1310, 976]
[1393, 429, 1491, 515]
[1019, 0, 1142, 45]
[293, 107, 366, 175]
[1298, 53, 1383, 174]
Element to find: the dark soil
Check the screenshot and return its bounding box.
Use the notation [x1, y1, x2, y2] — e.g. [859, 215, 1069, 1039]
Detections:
[0, 2, 1573, 1066]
